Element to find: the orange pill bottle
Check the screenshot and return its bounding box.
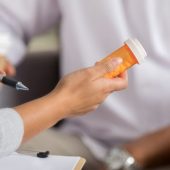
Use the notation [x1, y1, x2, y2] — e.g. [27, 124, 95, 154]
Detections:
[101, 38, 147, 78]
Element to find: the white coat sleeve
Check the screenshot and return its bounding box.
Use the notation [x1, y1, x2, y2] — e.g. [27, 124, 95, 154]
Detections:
[0, 0, 60, 65]
[0, 108, 24, 157]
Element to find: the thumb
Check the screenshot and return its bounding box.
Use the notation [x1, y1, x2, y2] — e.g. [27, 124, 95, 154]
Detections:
[0, 70, 6, 84]
[5, 61, 16, 76]
[93, 58, 122, 79]
[0, 70, 6, 76]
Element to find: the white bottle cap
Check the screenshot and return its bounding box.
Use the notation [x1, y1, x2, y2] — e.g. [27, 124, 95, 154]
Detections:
[125, 38, 147, 64]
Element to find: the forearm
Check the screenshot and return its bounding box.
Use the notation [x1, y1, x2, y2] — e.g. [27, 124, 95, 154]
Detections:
[14, 93, 67, 142]
[124, 126, 170, 168]
[14, 58, 127, 143]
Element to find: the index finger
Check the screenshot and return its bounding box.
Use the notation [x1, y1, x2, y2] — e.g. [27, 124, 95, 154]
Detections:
[117, 71, 128, 80]
[91, 58, 123, 80]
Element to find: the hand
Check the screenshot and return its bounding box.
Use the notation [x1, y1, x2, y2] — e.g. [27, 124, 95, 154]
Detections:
[0, 55, 16, 76]
[50, 58, 128, 118]
[14, 58, 128, 142]
[0, 70, 6, 89]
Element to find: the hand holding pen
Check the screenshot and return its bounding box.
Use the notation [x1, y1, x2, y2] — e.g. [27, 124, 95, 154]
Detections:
[0, 55, 16, 76]
[0, 71, 29, 91]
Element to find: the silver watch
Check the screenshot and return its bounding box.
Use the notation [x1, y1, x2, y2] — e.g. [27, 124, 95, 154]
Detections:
[105, 147, 141, 170]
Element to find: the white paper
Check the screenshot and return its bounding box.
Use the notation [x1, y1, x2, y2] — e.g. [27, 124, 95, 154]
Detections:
[0, 152, 82, 170]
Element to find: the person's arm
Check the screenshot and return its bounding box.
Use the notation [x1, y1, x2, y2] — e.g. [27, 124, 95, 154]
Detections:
[124, 126, 170, 169]
[15, 58, 127, 142]
[0, 57, 127, 157]
[0, 0, 60, 73]
[0, 58, 127, 157]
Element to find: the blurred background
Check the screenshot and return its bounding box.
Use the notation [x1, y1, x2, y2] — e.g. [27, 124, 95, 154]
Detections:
[0, 27, 60, 108]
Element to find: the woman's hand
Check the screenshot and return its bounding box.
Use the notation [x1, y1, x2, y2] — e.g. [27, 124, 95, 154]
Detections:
[50, 58, 128, 118]
[15, 57, 128, 142]
[0, 69, 6, 89]
[0, 55, 16, 76]
[0, 55, 15, 89]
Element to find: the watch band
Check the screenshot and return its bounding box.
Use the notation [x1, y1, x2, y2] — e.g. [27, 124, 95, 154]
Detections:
[105, 147, 141, 170]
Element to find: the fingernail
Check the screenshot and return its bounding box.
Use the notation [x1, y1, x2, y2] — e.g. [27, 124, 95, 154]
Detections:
[112, 58, 123, 64]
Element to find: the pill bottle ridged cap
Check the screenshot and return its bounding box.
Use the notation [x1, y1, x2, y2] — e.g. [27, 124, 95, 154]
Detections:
[125, 38, 147, 64]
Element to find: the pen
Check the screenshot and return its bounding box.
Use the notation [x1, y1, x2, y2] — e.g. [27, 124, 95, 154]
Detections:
[0, 75, 29, 91]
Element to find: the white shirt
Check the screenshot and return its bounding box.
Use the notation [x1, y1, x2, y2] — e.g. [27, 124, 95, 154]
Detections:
[0, 0, 170, 159]
[0, 109, 24, 157]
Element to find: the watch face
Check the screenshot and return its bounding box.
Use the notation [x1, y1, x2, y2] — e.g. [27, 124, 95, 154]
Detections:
[109, 156, 124, 169]
[107, 148, 128, 170]
[106, 148, 127, 170]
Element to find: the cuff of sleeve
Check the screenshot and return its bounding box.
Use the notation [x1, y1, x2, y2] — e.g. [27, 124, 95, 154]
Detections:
[0, 32, 26, 65]
[0, 108, 24, 157]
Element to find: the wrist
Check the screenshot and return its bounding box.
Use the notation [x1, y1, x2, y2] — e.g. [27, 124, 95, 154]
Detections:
[46, 90, 73, 119]
[124, 141, 157, 169]
[105, 147, 141, 170]
[124, 144, 144, 167]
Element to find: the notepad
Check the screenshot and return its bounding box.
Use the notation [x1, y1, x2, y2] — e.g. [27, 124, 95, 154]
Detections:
[0, 152, 86, 170]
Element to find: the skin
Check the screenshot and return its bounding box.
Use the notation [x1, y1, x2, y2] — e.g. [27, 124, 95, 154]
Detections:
[124, 126, 170, 169]
[2, 54, 170, 169]
[0, 55, 16, 76]
[0, 57, 128, 142]
[2, 54, 170, 170]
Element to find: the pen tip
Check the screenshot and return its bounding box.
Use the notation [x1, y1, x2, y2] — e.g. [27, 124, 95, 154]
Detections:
[16, 82, 29, 91]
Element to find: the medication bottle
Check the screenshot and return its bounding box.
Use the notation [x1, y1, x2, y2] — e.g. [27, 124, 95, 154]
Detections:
[101, 38, 147, 78]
